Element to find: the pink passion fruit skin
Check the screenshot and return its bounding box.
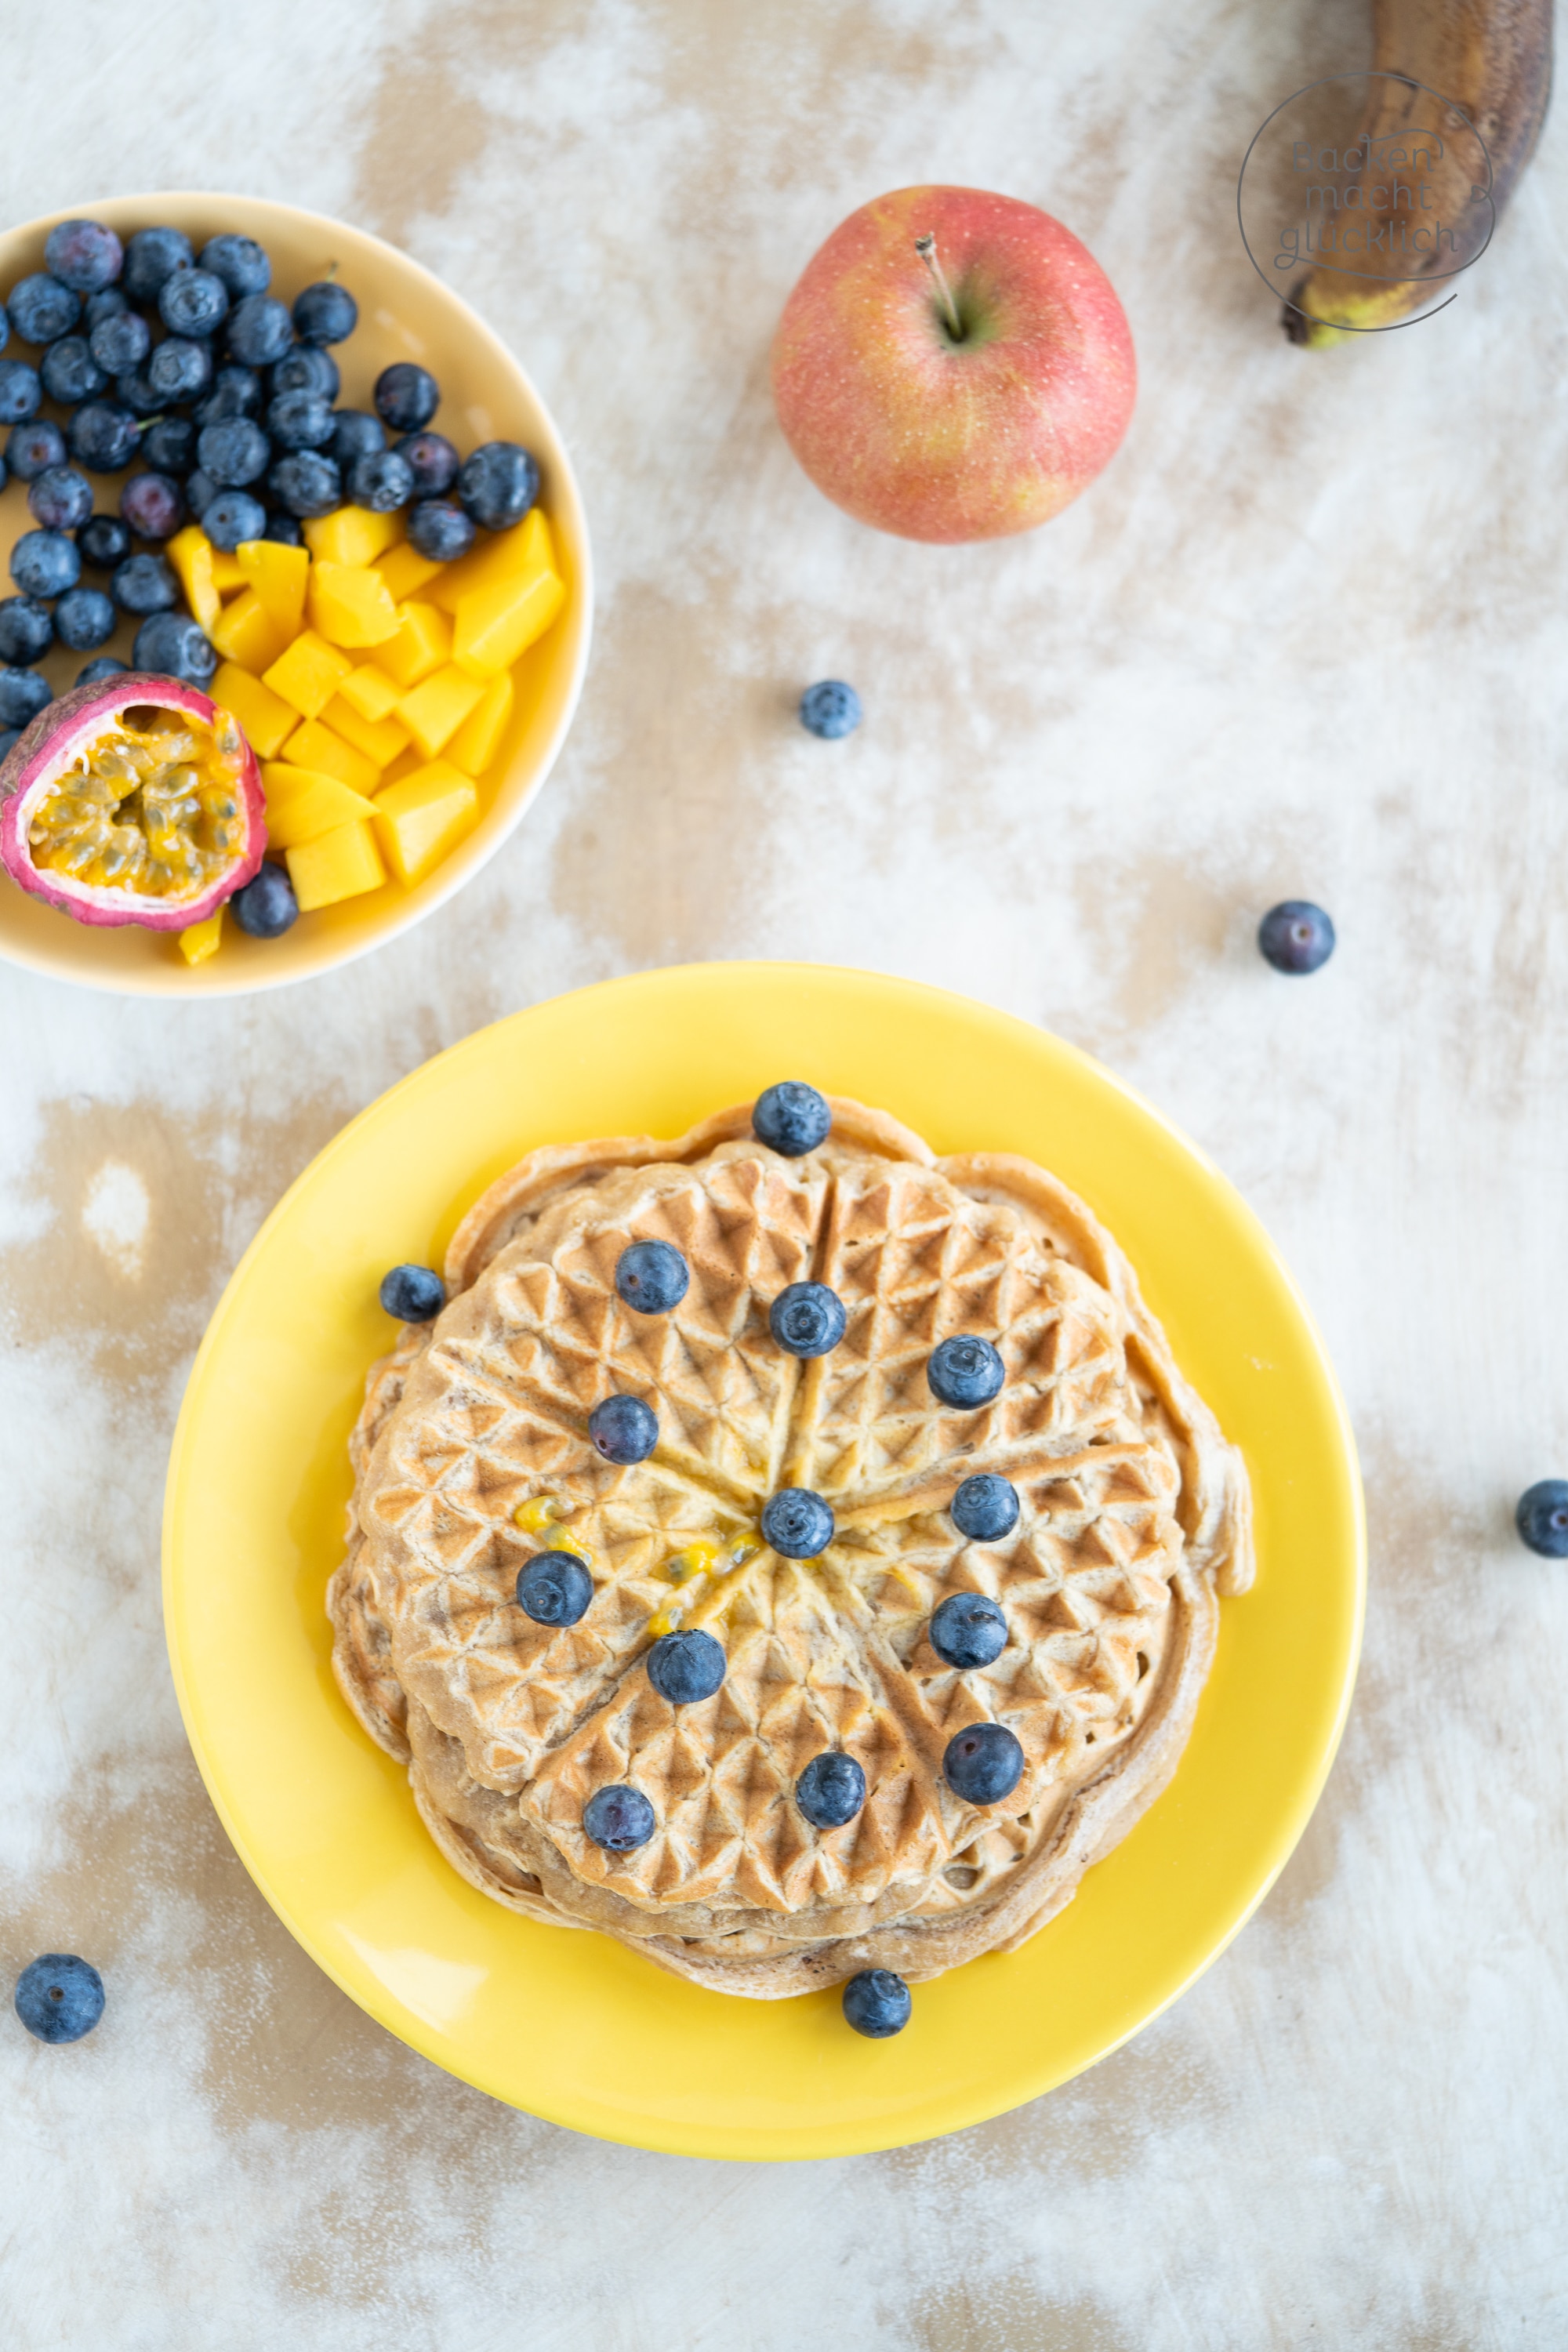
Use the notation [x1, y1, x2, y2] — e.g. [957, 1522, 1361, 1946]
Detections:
[0, 674, 265, 931]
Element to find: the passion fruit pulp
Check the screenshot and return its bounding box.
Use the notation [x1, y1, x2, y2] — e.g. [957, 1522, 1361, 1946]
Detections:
[0, 674, 265, 930]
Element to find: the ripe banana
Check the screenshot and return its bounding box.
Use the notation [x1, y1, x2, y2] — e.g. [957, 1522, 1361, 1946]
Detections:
[1281, 0, 1551, 346]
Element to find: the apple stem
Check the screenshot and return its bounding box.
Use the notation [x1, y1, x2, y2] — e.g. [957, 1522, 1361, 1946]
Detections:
[915, 233, 964, 341]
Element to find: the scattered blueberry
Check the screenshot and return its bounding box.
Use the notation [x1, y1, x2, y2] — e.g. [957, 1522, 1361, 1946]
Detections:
[198, 417, 268, 488]
[614, 1239, 689, 1315]
[88, 308, 149, 376]
[111, 552, 177, 615]
[9, 273, 80, 344]
[516, 1549, 594, 1627]
[0, 729, 17, 758]
[5, 419, 64, 481]
[1258, 901, 1335, 975]
[0, 668, 52, 728]
[53, 586, 116, 652]
[224, 292, 293, 369]
[294, 281, 358, 344]
[396, 430, 459, 497]
[183, 468, 217, 520]
[800, 680, 862, 739]
[841, 1969, 910, 2039]
[44, 218, 122, 294]
[458, 439, 539, 532]
[149, 335, 213, 403]
[199, 234, 270, 299]
[158, 266, 228, 338]
[375, 362, 439, 434]
[119, 471, 185, 542]
[588, 1392, 659, 1465]
[122, 226, 193, 303]
[269, 450, 339, 517]
[927, 1335, 1004, 1410]
[262, 510, 303, 547]
[583, 1785, 656, 1853]
[270, 344, 339, 401]
[230, 862, 299, 937]
[1516, 1479, 1568, 1558]
[378, 1262, 445, 1320]
[761, 1486, 834, 1559]
[195, 365, 263, 429]
[131, 610, 215, 685]
[646, 1628, 726, 1704]
[950, 1473, 1020, 1543]
[114, 365, 165, 418]
[349, 448, 415, 513]
[0, 360, 42, 424]
[769, 1281, 847, 1359]
[406, 499, 475, 563]
[929, 1593, 1008, 1670]
[330, 408, 384, 470]
[204, 486, 267, 550]
[753, 1080, 831, 1157]
[267, 390, 335, 452]
[942, 1721, 1025, 1804]
[0, 597, 52, 663]
[40, 336, 107, 405]
[11, 529, 79, 598]
[27, 464, 93, 532]
[77, 513, 132, 570]
[795, 1749, 866, 1828]
[140, 416, 197, 477]
[83, 287, 128, 331]
[13, 1954, 105, 2044]
[68, 401, 139, 474]
[75, 655, 128, 687]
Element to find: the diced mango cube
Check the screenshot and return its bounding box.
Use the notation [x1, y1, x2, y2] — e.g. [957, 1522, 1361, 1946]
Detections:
[373, 601, 450, 690]
[178, 909, 224, 965]
[447, 669, 514, 776]
[377, 540, 443, 604]
[303, 506, 402, 568]
[263, 630, 354, 720]
[338, 663, 404, 723]
[372, 760, 479, 886]
[166, 525, 221, 634]
[281, 716, 381, 797]
[236, 538, 310, 637]
[262, 763, 379, 848]
[285, 818, 387, 911]
[452, 565, 564, 679]
[430, 508, 557, 615]
[324, 691, 410, 768]
[210, 546, 248, 594]
[396, 662, 484, 759]
[308, 562, 401, 650]
[211, 662, 299, 760]
[211, 588, 289, 673]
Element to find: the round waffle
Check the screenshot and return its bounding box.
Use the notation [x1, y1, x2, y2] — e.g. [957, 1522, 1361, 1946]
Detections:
[329, 1095, 1253, 1998]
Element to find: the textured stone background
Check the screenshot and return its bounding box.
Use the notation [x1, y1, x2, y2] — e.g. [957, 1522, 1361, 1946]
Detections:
[2, 2, 1565, 2344]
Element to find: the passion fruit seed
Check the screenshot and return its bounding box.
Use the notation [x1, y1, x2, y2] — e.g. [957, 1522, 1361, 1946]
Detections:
[26, 704, 249, 900]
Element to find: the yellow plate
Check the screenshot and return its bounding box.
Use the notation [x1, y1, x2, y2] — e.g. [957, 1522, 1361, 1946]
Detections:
[163, 964, 1363, 2158]
[0, 193, 591, 997]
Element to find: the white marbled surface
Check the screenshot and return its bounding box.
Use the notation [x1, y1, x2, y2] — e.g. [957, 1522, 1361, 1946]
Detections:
[2, 1, 1566, 2344]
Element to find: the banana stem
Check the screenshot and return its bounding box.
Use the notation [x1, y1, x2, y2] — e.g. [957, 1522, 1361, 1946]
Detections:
[915, 233, 964, 340]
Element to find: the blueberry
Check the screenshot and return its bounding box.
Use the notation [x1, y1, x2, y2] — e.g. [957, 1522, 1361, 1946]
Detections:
[583, 1785, 655, 1852]
[53, 586, 116, 652]
[158, 267, 228, 338]
[294, 280, 358, 344]
[396, 430, 459, 498]
[28, 464, 93, 532]
[588, 1392, 659, 1465]
[84, 287, 128, 330]
[263, 510, 303, 546]
[1516, 1479, 1568, 1558]
[0, 597, 52, 663]
[199, 234, 270, 299]
[198, 418, 269, 488]
[458, 439, 539, 532]
[349, 448, 415, 513]
[841, 1969, 910, 2039]
[942, 1721, 1024, 1804]
[149, 335, 212, 403]
[406, 499, 475, 563]
[0, 730, 17, 758]
[329, 408, 384, 469]
[270, 344, 339, 401]
[753, 1080, 831, 1157]
[0, 359, 42, 423]
[224, 292, 294, 368]
[267, 390, 334, 452]
[140, 417, 196, 477]
[1258, 900, 1335, 975]
[230, 862, 299, 938]
[114, 365, 165, 418]
[0, 668, 51, 728]
[119, 472, 185, 542]
[132, 610, 215, 685]
[950, 1473, 1020, 1543]
[614, 1239, 689, 1314]
[13, 1954, 105, 2044]
[11, 530, 79, 598]
[374, 361, 439, 433]
[8, 273, 80, 343]
[800, 680, 862, 739]
[69, 401, 139, 475]
[929, 1593, 1008, 1670]
[646, 1628, 726, 1704]
[202, 490, 267, 553]
[761, 1486, 833, 1559]
[122, 226, 193, 303]
[75, 655, 129, 688]
[111, 552, 177, 615]
[77, 513, 132, 570]
[45, 217, 123, 296]
[88, 307, 149, 376]
[5, 419, 64, 481]
[269, 450, 339, 518]
[194, 365, 263, 429]
[184, 470, 217, 520]
[927, 1335, 1004, 1410]
[516, 1549, 594, 1627]
[795, 1749, 866, 1828]
[378, 1262, 445, 1320]
[40, 336, 107, 405]
[769, 1282, 847, 1359]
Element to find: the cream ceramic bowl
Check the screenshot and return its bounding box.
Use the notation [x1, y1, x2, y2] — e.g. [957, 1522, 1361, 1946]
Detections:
[0, 193, 592, 996]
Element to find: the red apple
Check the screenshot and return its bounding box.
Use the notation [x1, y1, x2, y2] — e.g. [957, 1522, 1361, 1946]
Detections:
[771, 185, 1135, 543]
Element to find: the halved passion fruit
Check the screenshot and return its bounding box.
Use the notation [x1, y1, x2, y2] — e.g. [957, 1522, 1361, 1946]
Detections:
[0, 673, 264, 930]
